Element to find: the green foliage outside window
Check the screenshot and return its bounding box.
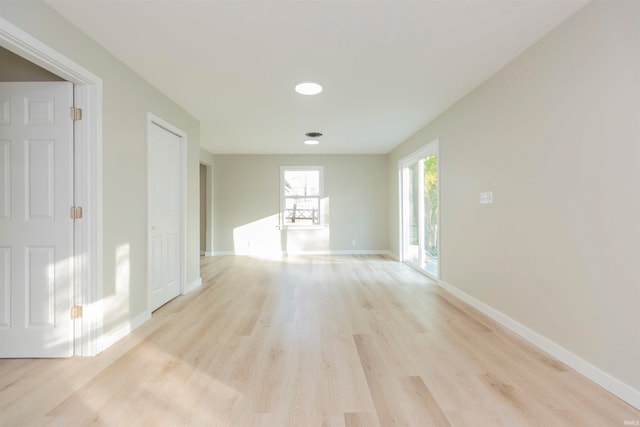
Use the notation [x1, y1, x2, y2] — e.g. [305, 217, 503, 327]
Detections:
[423, 155, 438, 256]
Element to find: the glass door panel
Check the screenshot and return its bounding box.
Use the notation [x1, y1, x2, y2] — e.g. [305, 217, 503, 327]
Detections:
[405, 162, 420, 265]
[400, 141, 439, 279]
[422, 154, 438, 277]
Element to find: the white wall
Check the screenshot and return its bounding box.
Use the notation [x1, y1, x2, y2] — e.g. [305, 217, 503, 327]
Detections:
[213, 155, 388, 254]
[389, 0, 640, 396]
[0, 1, 201, 337]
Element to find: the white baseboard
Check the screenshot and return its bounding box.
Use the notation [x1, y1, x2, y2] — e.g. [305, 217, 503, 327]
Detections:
[97, 278, 201, 353]
[213, 251, 235, 256]
[212, 250, 394, 257]
[285, 249, 392, 256]
[185, 277, 202, 293]
[438, 280, 640, 410]
[98, 310, 151, 353]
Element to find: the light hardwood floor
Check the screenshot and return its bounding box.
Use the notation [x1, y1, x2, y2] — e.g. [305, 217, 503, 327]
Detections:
[1, 255, 638, 426]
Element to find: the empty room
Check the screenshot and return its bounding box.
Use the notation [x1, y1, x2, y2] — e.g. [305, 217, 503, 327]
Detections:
[1, 0, 639, 425]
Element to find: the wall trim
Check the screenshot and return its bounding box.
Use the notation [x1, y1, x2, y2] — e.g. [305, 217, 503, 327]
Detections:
[97, 274, 199, 352]
[98, 311, 150, 353]
[285, 250, 392, 256]
[438, 280, 640, 410]
[212, 250, 394, 257]
[185, 278, 202, 293]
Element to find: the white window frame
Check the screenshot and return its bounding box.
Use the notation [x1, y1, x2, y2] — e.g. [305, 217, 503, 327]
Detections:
[280, 166, 324, 229]
[398, 139, 440, 280]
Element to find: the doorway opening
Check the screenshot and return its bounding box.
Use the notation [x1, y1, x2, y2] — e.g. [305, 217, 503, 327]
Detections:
[399, 139, 440, 279]
[199, 161, 213, 256]
[200, 164, 206, 255]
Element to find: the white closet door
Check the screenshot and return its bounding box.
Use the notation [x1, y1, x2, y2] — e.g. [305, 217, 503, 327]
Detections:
[0, 82, 74, 357]
[148, 122, 182, 311]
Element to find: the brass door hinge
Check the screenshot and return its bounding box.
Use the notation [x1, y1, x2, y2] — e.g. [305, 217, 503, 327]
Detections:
[70, 107, 82, 121]
[70, 206, 83, 219]
[70, 305, 83, 319]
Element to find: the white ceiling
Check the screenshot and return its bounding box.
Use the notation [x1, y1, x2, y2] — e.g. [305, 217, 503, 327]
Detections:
[45, 0, 586, 154]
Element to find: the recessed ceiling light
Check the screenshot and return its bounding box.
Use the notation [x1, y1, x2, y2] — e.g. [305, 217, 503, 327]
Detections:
[305, 132, 323, 138]
[295, 82, 323, 95]
[304, 139, 320, 145]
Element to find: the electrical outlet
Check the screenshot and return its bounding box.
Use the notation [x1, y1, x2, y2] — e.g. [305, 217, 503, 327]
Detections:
[351, 240, 356, 247]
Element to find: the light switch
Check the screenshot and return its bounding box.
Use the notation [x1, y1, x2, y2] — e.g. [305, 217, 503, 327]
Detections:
[479, 191, 493, 204]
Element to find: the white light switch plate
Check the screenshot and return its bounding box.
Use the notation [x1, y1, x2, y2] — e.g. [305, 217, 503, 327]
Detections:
[480, 191, 493, 204]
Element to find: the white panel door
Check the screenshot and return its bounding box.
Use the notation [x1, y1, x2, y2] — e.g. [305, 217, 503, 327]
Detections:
[0, 82, 74, 357]
[149, 122, 182, 311]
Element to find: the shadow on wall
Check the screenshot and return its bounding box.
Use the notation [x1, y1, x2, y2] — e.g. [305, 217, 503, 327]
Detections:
[101, 243, 132, 334]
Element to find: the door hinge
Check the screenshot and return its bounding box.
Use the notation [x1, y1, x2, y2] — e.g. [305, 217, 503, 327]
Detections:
[70, 107, 82, 121]
[70, 305, 83, 319]
[70, 206, 83, 219]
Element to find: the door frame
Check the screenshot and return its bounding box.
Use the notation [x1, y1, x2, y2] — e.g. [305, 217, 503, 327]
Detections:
[199, 161, 213, 256]
[0, 17, 104, 356]
[398, 138, 440, 280]
[146, 113, 187, 311]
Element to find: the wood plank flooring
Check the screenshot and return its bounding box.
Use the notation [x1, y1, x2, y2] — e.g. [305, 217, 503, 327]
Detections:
[1, 255, 638, 426]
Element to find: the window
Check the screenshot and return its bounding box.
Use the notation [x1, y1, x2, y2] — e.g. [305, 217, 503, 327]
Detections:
[280, 166, 324, 226]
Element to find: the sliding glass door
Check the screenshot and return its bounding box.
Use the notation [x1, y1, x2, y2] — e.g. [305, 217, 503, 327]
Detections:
[400, 140, 439, 278]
